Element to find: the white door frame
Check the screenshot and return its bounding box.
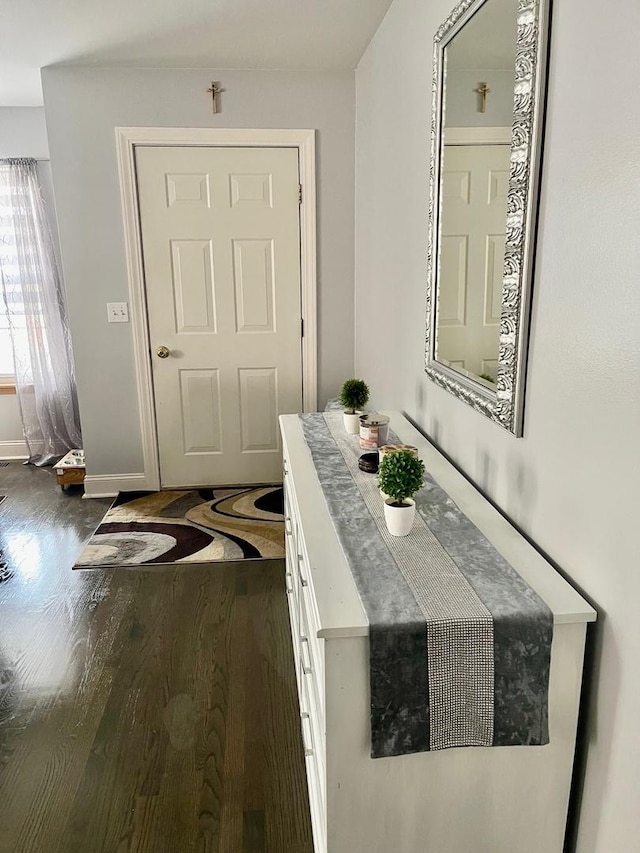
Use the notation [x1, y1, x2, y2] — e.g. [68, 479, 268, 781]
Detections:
[443, 126, 511, 146]
[116, 127, 317, 491]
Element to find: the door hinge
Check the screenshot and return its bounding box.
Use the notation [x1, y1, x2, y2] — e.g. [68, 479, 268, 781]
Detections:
[298, 184, 303, 205]
[301, 318, 304, 338]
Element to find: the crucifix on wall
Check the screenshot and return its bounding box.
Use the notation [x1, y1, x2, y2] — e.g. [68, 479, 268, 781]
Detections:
[206, 81, 225, 114]
[474, 81, 491, 113]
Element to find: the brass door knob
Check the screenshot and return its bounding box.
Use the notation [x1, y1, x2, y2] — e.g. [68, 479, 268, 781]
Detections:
[156, 345, 171, 359]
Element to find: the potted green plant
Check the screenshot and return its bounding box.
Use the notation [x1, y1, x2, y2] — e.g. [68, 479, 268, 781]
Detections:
[378, 450, 425, 536]
[340, 378, 370, 434]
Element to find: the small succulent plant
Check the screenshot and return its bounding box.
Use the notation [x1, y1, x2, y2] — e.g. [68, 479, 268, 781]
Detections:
[378, 450, 425, 506]
[340, 379, 370, 414]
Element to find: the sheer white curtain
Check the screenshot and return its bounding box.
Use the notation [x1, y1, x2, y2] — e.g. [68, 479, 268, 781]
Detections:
[0, 158, 81, 465]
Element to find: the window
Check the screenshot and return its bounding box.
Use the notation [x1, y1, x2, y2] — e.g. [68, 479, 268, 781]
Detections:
[0, 299, 16, 388]
[0, 165, 25, 391]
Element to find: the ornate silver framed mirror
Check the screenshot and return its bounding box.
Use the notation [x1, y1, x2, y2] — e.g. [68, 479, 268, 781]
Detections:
[425, 0, 550, 436]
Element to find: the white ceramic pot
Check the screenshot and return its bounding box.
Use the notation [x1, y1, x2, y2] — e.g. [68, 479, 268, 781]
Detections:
[383, 498, 416, 537]
[343, 412, 361, 434]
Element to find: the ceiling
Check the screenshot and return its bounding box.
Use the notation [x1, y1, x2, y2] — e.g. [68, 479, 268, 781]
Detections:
[0, 0, 393, 106]
[447, 0, 518, 70]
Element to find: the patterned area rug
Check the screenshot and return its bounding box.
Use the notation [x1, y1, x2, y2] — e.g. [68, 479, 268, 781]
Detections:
[74, 486, 285, 568]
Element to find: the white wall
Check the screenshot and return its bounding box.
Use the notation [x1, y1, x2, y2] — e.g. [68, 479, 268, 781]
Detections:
[0, 394, 26, 459]
[445, 68, 514, 127]
[0, 107, 55, 458]
[42, 66, 355, 477]
[355, 1, 640, 852]
[0, 107, 49, 156]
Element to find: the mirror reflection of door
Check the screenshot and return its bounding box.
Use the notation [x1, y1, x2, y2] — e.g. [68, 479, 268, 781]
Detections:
[436, 142, 510, 385]
[434, 0, 517, 389]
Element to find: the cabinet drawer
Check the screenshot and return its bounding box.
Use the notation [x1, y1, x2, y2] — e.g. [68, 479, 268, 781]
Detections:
[285, 571, 301, 694]
[284, 496, 300, 607]
[302, 716, 327, 853]
[296, 536, 323, 671]
[300, 677, 327, 853]
[285, 536, 300, 620]
[299, 577, 325, 742]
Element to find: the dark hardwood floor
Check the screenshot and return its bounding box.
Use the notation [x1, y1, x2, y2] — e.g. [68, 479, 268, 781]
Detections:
[0, 462, 312, 853]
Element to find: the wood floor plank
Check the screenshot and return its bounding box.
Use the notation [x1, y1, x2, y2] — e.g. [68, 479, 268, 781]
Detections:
[218, 567, 248, 852]
[243, 571, 266, 816]
[254, 567, 313, 853]
[0, 462, 312, 853]
[243, 810, 266, 853]
[194, 569, 234, 853]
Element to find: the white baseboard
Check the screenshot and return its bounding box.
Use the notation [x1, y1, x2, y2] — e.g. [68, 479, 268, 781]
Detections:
[83, 472, 153, 499]
[0, 439, 28, 460]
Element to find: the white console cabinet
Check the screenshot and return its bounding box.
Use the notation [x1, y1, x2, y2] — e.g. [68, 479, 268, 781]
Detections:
[280, 412, 596, 853]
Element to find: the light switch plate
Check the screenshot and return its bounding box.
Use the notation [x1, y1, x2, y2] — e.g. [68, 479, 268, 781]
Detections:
[107, 302, 129, 323]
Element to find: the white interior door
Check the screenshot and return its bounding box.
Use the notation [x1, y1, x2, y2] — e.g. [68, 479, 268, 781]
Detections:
[436, 143, 510, 381]
[136, 145, 302, 487]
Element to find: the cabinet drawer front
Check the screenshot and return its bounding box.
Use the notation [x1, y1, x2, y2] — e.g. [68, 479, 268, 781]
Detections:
[284, 510, 302, 695]
[284, 490, 301, 609]
[301, 672, 327, 841]
[303, 728, 327, 853]
[286, 543, 300, 620]
[286, 586, 301, 696]
[299, 567, 324, 683]
[299, 585, 326, 759]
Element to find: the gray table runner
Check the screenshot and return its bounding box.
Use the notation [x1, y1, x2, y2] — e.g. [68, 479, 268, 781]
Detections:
[299, 412, 553, 757]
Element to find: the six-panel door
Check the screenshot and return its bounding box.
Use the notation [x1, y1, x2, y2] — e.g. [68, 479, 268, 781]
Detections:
[136, 146, 303, 487]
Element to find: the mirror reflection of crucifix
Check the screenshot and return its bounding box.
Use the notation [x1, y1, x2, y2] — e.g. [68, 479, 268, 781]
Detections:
[474, 81, 491, 113]
[206, 82, 224, 114]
